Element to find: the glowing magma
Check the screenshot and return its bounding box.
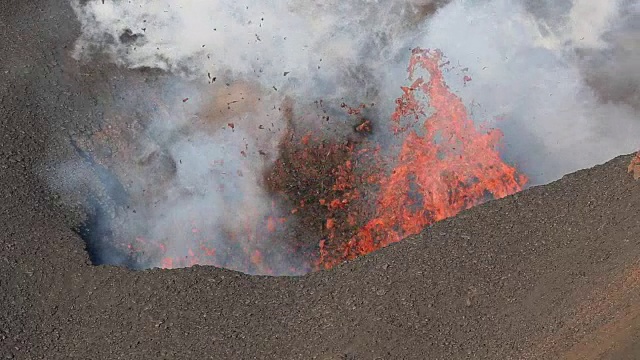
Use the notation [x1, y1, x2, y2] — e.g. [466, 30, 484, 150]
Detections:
[316, 48, 527, 269]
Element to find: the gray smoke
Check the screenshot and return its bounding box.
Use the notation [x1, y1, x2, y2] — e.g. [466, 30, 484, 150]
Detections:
[64, 0, 640, 272]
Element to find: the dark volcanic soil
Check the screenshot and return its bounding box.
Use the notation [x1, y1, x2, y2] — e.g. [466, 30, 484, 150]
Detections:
[2, 1, 640, 359]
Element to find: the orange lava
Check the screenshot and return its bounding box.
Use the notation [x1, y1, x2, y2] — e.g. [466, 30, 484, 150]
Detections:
[317, 48, 527, 269]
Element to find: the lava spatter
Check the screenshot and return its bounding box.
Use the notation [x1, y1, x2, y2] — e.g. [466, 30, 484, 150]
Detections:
[316, 48, 527, 269]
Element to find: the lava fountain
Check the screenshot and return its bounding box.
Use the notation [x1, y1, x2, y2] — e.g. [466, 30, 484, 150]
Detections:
[313, 48, 527, 269]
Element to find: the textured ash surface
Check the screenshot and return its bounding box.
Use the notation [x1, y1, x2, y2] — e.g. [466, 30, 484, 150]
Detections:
[2, 1, 640, 359]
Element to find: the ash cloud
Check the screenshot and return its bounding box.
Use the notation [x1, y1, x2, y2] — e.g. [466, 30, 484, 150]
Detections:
[65, 0, 640, 272]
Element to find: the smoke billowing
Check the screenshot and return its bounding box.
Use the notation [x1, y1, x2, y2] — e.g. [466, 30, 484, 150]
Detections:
[420, 0, 640, 183]
[60, 0, 640, 273]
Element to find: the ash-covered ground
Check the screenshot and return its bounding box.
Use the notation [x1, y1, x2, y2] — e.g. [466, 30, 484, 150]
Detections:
[2, 0, 640, 359]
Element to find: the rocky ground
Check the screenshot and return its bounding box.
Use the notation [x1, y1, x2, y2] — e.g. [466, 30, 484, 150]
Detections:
[2, 1, 640, 359]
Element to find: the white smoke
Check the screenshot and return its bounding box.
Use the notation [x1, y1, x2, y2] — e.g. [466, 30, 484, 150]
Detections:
[413, 0, 640, 183]
[67, 0, 640, 272]
[71, 0, 434, 103]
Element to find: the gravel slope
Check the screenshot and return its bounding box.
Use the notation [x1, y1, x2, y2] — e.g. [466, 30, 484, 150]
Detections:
[2, 1, 640, 359]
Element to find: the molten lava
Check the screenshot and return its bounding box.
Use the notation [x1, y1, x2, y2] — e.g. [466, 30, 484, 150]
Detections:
[315, 48, 527, 269]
